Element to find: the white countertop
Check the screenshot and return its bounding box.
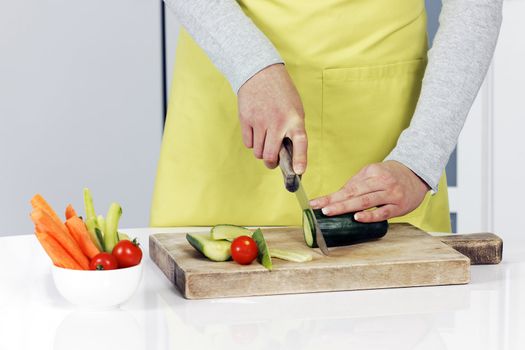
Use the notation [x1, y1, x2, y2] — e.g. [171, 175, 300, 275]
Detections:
[1, 227, 524, 350]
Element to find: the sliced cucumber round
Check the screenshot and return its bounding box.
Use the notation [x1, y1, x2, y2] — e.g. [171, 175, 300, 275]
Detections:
[302, 209, 315, 248]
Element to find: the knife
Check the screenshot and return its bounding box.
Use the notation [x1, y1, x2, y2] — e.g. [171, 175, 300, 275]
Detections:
[278, 138, 330, 255]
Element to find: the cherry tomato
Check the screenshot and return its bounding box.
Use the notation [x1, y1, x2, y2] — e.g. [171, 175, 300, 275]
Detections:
[231, 236, 258, 265]
[112, 238, 143, 268]
[90, 253, 119, 270]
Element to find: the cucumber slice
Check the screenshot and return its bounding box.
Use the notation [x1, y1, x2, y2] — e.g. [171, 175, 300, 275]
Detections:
[97, 214, 106, 235]
[252, 228, 272, 271]
[104, 203, 122, 252]
[270, 248, 312, 262]
[302, 209, 316, 248]
[118, 231, 130, 241]
[186, 233, 232, 262]
[83, 188, 106, 250]
[95, 227, 106, 252]
[211, 224, 252, 241]
[85, 217, 103, 251]
[83, 188, 96, 222]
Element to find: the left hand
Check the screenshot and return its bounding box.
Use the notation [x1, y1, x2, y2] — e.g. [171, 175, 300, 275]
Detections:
[309, 160, 430, 222]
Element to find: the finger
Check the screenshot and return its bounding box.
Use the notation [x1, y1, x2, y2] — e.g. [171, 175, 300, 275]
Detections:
[262, 130, 282, 169]
[241, 125, 253, 148]
[309, 172, 374, 209]
[288, 129, 307, 175]
[310, 188, 349, 209]
[253, 129, 266, 159]
[321, 191, 388, 216]
[346, 176, 390, 197]
[354, 204, 398, 223]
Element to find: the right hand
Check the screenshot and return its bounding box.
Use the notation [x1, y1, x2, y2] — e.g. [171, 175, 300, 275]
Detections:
[237, 63, 308, 174]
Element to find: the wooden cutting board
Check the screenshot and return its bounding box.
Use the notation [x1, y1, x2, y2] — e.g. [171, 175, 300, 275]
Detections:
[149, 223, 475, 299]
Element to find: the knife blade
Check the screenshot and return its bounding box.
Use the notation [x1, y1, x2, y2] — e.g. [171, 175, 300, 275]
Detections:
[278, 138, 330, 255]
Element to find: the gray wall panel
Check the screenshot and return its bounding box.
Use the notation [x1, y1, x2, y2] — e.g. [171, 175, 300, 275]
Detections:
[0, 1, 163, 235]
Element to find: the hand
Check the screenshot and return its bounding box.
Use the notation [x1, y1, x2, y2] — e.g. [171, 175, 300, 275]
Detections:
[237, 64, 307, 174]
[310, 161, 431, 222]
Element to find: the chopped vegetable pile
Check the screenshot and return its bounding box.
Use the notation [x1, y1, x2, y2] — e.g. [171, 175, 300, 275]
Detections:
[186, 224, 313, 271]
[30, 189, 142, 271]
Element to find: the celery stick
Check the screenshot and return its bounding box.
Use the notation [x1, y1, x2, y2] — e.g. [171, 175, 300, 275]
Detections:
[83, 188, 96, 221]
[104, 203, 122, 252]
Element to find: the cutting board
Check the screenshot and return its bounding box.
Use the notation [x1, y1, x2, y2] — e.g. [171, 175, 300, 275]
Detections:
[149, 223, 475, 299]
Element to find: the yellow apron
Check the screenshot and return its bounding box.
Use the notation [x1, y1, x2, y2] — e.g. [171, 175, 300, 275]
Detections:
[151, 0, 452, 233]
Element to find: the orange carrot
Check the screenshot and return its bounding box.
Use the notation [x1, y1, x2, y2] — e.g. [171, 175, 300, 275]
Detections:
[30, 209, 90, 270]
[65, 216, 100, 259]
[35, 231, 83, 270]
[31, 194, 68, 231]
[65, 204, 78, 220]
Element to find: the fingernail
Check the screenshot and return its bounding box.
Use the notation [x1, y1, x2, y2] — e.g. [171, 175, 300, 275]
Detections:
[354, 213, 362, 221]
[322, 207, 330, 215]
[294, 164, 305, 174]
[309, 199, 318, 207]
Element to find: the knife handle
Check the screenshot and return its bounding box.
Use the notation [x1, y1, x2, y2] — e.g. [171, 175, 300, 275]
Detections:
[279, 138, 300, 192]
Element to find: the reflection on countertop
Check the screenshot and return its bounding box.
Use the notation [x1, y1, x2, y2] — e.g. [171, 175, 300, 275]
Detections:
[54, 310, 144, 350]
[1, 228, 524, 350]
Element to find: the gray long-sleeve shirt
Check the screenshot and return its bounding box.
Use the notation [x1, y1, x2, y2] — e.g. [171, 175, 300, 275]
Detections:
[164, 0, 503, 192]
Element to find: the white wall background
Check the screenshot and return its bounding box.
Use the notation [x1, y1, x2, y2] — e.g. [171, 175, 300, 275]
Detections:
[0, 1, 163, 235]
[448, 0, 525, 240]
[492, 0, 525, 239]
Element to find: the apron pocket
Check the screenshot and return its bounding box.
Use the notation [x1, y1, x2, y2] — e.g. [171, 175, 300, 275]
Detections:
[320, 58, 426, 193]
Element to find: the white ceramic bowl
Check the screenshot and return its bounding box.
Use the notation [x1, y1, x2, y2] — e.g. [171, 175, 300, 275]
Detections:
[51, 262, 143, 308]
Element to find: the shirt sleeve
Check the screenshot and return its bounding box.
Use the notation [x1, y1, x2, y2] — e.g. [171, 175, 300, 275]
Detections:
[384, 0, 503, 192]
[163, 0, 284, 93]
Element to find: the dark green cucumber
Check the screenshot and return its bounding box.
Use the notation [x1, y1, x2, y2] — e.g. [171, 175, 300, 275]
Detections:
[304, 209, 388, 248]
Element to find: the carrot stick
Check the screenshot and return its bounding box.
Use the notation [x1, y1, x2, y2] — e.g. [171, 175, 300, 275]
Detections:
[65, 216, 100, 259]
[30, 209, 90, 269]
[35, 231, 83, 270]
[31, 194, 68, 232]
[65, 204, 78, 220]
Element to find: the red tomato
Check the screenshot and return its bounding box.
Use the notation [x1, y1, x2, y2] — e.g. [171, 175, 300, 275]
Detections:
[231, 236, 258, 265]
[112, 239, 143, 268]
[89, 253, 119, 270]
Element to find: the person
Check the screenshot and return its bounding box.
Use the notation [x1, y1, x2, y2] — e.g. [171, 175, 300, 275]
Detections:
[151, 0, 503, 232]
